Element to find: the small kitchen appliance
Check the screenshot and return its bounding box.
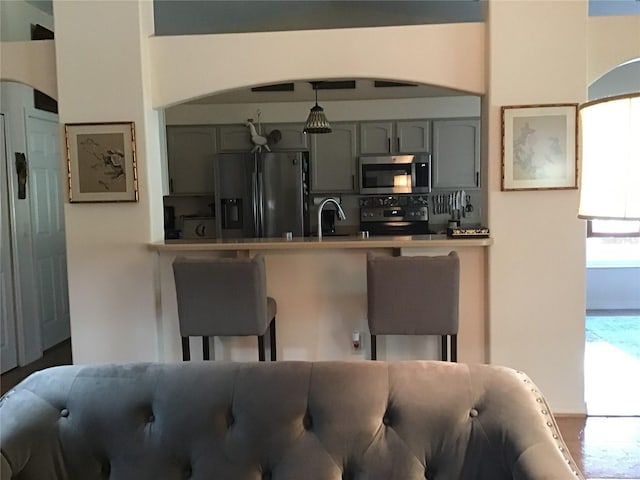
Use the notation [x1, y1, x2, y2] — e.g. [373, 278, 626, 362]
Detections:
[359, 154, 431, 195]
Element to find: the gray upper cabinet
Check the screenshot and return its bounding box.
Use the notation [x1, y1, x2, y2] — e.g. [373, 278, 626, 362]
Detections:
[218, 125, 253, 152]
[396, 120, 431, 153]
[432, 118, 480, 190]
[360, 120, 430, 154]
[264, 123, 308, 150]
[359, 121, 394, 154]
[167, 125, 217, 194]
[310, 123, 358, 193]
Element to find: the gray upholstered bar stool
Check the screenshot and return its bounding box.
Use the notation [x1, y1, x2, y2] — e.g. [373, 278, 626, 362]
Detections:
[367, 251, 460, 361]
[172, 255, 277, 361]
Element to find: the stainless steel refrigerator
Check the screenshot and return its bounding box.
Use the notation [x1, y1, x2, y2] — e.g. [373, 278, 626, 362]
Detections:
[214, 151, 310, 238]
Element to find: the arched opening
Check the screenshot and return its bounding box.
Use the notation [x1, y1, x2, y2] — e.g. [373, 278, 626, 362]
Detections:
[583, 59, 640, 417]
[160, 77, 484, 242]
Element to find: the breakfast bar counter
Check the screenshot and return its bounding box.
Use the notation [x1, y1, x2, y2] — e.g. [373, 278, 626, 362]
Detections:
[151, 235, 492, 365]
[149, 234, 493, 252]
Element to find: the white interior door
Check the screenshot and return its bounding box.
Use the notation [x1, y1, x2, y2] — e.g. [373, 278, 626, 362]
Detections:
[1, 114, 19, 372]
[25, 110, 70, 350]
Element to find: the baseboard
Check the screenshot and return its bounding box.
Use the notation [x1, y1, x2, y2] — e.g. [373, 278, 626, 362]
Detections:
[553, 413, 587, 419]
[552, 401, 588, 416]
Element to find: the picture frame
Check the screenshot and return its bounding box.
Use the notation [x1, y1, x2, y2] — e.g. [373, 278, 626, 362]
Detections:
[65, 122, 138, 202]
[501, 103, 578, 191]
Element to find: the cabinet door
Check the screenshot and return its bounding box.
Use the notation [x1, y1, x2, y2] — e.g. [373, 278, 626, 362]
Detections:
[167, 126, 216, 194]
[397, 120, 430, 153]
[264, 123, 308, 150]
[359, 121, 394, 154]
[218, 124, 253, 152]
[311, 123, 358, 192]
[432, 119, 480, 189]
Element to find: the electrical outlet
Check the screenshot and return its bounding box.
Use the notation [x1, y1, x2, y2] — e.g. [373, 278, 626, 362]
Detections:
[351, 331, 362, 352]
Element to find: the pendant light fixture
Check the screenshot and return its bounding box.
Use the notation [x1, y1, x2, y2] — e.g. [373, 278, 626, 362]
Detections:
[304, 81, 332, 134]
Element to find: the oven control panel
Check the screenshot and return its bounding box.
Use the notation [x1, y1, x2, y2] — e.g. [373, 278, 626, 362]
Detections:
[360, 206, 428, 222]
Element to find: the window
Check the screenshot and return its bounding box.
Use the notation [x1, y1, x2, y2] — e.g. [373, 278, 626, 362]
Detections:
[586, 220, 640, 268]
[588, 220, 640, 237]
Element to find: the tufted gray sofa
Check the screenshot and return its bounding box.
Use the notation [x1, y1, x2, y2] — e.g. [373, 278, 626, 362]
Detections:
[1, 361, 584, 479]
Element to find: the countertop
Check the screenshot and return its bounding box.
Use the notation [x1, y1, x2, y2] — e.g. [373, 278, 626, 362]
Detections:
[149, 234, 493, 252]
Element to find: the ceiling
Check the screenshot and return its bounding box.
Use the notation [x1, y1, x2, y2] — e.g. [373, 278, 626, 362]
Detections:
[187, 79, 470, 105]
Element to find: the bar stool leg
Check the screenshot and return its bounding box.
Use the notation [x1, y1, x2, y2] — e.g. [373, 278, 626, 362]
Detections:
[269, 318, 276, 361]
[258, 335, 266, 361]
[202, 336, 210, 360]
[182, 337, 190, 361]
[441, 336, 448, 362]
[371, 334, 377, 360]
[451, 335, 457, 362]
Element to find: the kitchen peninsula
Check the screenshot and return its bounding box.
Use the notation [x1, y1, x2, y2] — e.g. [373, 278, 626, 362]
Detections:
[150, 234, 492, 364]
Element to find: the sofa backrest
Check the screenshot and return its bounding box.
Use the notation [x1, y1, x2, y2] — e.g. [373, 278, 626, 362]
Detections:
[0, 361, 583, 479]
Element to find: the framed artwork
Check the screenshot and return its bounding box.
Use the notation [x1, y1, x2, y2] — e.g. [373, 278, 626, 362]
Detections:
[65, 122, 138, 202]
[501, 103, 578, 191]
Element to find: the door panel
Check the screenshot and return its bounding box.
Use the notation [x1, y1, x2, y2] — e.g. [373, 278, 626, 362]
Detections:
[26, 111, 70, 350]
[0, 114, 19, 372]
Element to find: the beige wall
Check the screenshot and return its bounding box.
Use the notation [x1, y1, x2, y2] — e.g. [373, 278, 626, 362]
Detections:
[486, 0, 588, 413]
[587, 15, 640, 83]
[150, 22, 486, 108]
[0, 41, 57, 99]
[53, 0, 164, 362]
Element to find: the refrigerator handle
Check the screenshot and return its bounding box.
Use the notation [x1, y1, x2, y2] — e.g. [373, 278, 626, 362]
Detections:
[252, 171, 259, 235]
[258, 171, 265, 237]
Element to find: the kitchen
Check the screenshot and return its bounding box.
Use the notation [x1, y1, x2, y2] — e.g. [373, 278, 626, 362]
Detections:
[162, 80, 486, 242]
[153, 79, 491, 364]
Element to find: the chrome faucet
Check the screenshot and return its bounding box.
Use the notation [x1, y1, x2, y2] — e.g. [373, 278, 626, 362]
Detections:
[317, 197, 346, 239]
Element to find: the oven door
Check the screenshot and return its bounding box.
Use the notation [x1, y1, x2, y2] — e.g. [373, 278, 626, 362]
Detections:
[360, 221, 431, 236]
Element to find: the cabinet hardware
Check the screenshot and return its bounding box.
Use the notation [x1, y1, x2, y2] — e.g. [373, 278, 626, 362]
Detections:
[352, 174, 355, 190]
[387, 138, 391, 153]
[476, 172, 480, 187]
[397, 137, 400, 152]
[15, 152, 27, 199]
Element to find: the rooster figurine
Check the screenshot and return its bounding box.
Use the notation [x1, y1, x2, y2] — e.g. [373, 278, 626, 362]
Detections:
[245, 120, 271, 153]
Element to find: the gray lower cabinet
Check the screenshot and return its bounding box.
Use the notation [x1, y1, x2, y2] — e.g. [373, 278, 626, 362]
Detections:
[167, 125, 216, 194]
[359, 120, 430, 154]
[432, 118, 480, 190]
[310, 122, 358, 192]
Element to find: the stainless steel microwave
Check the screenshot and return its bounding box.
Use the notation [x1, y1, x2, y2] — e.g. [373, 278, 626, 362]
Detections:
[359, 154, 432, 195]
